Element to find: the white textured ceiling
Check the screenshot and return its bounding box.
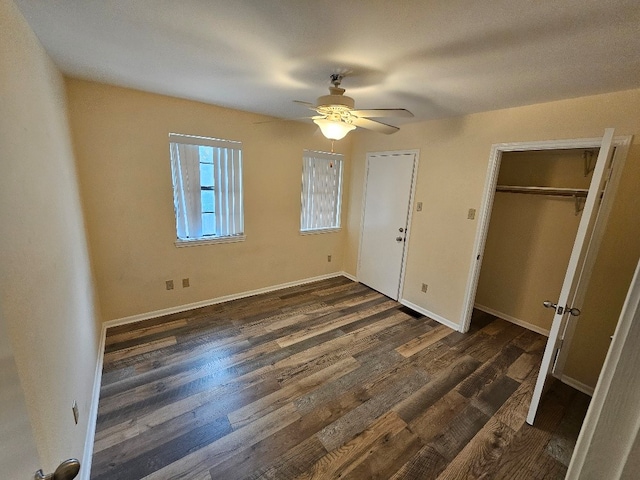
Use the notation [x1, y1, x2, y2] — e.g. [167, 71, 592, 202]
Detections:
[15, 0, 640, 123]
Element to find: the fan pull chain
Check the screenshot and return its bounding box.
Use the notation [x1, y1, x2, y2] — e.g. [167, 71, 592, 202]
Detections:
[331, 139, 335, 153]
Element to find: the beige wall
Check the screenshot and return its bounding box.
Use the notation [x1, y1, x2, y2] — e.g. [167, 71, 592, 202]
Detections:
[65, 79, 351, 321]
[475, 150, 592, 332]
[0, 0, 100, 473]
[346, 89, 640, 388]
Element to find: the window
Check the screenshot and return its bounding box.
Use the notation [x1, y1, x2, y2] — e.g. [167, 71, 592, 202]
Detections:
[169, 133, 244, 245]
[300, 150, 343, 232]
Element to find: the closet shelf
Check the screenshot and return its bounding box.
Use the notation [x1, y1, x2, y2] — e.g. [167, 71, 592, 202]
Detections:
[496, 185, 588, 197]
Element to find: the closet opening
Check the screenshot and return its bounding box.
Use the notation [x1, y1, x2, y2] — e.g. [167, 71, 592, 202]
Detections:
[474, 148, 597, 339]
[461, 133, 631, 402]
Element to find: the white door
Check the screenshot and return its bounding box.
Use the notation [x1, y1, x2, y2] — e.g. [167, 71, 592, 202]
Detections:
[527, 128, 616, 425]
[358, 152, 417, 299]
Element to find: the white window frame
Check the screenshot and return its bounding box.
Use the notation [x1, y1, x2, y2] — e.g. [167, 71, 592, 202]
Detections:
[300, 150, 344, 234]
[169, 133, 245, 247]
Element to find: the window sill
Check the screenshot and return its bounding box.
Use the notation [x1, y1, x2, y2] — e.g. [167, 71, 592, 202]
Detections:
[175, 235, 246, 247]
[300, 228, 341, 235]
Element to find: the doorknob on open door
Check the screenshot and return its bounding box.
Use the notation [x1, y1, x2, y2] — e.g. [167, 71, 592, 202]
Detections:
[543, 301, 581, 316]
[34, 459, 80, 480]
[396, 236, 404, 242]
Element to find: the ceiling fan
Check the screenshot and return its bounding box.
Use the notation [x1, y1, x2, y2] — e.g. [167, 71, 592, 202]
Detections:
[297, 74, 413, 140]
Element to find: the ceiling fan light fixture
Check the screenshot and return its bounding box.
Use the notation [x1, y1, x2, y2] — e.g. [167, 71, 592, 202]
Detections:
[313, 117, 356, 140]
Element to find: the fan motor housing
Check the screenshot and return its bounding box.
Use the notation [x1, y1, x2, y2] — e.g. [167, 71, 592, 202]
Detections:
[317, 90, 355, 109]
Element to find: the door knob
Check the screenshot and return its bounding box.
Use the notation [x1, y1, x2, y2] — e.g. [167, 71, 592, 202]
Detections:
[35, 459, 80, 480]
[396, 236, 403, 242]
[543, 301, 581, 317]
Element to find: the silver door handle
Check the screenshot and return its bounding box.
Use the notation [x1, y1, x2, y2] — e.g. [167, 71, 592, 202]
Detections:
[543, 301, 581, 317]
[35, 459, 80, 480]
[396, 236, 403, 242]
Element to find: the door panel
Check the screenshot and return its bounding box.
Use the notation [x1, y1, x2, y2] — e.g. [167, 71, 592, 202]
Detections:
[527, 128, 616, 424]
[358, 153, 416, 299]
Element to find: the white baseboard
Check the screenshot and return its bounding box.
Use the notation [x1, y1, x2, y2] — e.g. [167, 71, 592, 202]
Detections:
[558, 374, 595, 397]
[81, 323, 107, 480]
[341, 271, 357, 282]
[474, 304, 550, 337]
[399, 299, 461, 332]
[104, 271, 355, 329]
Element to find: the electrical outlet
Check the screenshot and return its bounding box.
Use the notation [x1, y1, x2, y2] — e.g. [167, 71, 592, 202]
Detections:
[467, 208, 476, 220]
[421, 283, 428, 293]
[416, 202, 423, 212]
[327, 255, 332, 263]
[182, 278, 190, 288]
[72, 401, 79, 425]
[166, 280, 174, 290]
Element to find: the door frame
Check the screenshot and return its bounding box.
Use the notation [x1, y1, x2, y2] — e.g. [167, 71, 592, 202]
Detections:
[566, 258, 640, 479]
[460, 134, 632, 336]
[357, 149, 420, 300]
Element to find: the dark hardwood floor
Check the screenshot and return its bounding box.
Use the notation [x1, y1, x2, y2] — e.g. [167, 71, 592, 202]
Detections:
[91, 276, 589, 479]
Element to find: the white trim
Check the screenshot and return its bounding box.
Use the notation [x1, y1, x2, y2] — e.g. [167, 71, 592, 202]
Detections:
[474, 304, 550, 336]
[567, 260, 640, 479]
[81, 323, 107, 480]
[460, 135, 632, 334]
[175, 235, 246, 247]
[104, 272, 355, 329]
[300, 228, 341, 235]
[399, 299, 461, 332]
[397, 151, 420, 301]
[341, 271, 358, 282]
[356, 149, 420, 301]
[302, 149, 344, 160]
[558, 374, 595, 397]
[169, 132, 241, 149]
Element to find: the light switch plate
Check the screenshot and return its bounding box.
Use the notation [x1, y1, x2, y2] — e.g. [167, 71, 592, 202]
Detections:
[467, 208, 476, 220]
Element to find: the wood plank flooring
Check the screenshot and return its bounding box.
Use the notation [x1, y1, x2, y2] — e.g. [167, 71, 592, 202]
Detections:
[91, 276, 589, 479]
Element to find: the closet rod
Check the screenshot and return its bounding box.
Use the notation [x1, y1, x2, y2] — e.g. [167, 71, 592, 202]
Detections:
[496, 185, 588, 198]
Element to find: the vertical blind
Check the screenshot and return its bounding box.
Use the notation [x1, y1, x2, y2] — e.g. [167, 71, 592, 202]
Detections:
[301, 150, 343, 231]
[169, 133, 243, 240]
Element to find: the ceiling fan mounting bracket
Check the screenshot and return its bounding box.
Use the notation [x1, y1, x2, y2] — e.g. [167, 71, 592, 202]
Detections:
[330, 73, 344, 87]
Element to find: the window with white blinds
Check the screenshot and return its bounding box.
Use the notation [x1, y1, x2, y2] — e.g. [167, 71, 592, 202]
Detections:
[169, 133, 244, 245]
[300, 150, 343, 232]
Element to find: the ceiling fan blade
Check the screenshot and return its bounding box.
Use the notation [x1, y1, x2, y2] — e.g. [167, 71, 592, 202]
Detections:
[254, 116, 312, 125]
[351, 108, 413, 118]
[294, 100, 318, 108]
[351, 117, 399, 134]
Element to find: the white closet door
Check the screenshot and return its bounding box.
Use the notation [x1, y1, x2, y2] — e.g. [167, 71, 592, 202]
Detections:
[527, 128, 616, 425]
